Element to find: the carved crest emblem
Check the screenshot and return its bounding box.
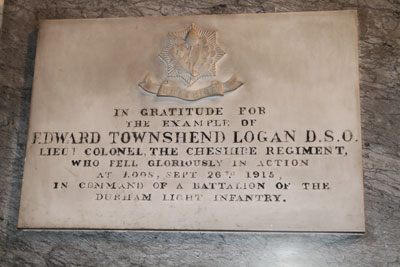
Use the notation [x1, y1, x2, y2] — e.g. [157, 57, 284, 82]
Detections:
[139, 23, 243, 101]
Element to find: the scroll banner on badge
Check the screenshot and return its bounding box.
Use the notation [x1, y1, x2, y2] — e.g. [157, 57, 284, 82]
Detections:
[139, 74, 243, 101]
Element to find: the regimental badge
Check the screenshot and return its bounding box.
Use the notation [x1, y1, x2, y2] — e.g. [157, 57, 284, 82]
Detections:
[139, 23, 243, 101]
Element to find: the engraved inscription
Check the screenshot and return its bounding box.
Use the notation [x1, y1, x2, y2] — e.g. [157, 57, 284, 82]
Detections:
[18, 12, 364, 232]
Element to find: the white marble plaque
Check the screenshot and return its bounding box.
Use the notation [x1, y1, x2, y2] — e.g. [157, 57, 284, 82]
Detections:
[18, 10, 364, 232]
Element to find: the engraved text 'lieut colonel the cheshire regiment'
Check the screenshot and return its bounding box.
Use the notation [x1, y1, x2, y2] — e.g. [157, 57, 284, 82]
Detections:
[139, 23, 243, 101]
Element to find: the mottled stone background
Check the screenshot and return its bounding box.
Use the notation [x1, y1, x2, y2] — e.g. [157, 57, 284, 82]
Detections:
[0, 0, 4, 29]
[0, 0, 399, 266]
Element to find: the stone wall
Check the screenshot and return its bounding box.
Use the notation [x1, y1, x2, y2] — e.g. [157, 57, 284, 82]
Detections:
[0, 1, 399, 266]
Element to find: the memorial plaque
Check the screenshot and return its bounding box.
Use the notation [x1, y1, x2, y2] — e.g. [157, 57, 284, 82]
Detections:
[18, 10, 365, 231]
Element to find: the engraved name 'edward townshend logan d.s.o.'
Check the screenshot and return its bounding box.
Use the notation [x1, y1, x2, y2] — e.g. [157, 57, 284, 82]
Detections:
[139, 23, 243, 101]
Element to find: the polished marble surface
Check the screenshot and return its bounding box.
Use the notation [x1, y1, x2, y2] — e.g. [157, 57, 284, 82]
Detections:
[0, 0, 4, 29]
[0, 0, 399, 266]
